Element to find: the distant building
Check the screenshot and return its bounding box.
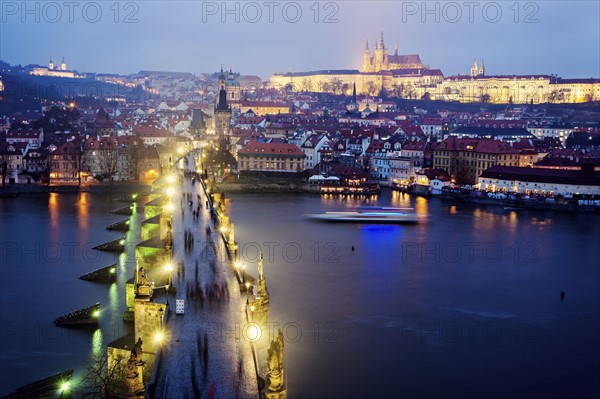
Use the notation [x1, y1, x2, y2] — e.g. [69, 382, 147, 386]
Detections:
[433, 137, 519, 184]
[214, 67, 232, 137]
[362, 32, 425, 72]
[237, 141, 305, 173]
[478, 164, 600, 196]
[30, 57, 81, 78]
[446, 127, 536, 143]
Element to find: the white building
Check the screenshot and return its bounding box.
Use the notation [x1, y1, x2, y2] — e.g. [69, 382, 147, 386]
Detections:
[478, 165, 600, 197]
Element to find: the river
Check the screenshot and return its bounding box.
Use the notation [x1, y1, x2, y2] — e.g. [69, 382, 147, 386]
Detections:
[0, 190, 599, 397]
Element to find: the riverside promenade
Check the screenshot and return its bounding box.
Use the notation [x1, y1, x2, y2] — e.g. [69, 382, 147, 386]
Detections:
[152, 154, 258, 398]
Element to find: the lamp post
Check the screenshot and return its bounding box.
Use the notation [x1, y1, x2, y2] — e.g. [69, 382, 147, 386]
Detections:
[165, 263, 173, 306]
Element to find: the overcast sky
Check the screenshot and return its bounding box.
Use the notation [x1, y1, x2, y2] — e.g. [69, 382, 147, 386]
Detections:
[1, 1, 599, 79]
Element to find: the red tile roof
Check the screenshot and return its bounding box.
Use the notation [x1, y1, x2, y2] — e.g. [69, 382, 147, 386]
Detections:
[238, 141, 304, 157]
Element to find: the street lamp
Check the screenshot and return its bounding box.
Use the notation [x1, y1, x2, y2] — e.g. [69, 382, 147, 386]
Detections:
[154, 330, 165, 344]
[165, 263, 173, 305]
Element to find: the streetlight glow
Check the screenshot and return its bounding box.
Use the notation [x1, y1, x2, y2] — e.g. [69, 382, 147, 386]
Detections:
[154, 331, 164, 343]
[59, 381, 70, 393]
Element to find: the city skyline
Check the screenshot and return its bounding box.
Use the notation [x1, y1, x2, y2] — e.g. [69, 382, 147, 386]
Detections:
[1, 1, 599, 79]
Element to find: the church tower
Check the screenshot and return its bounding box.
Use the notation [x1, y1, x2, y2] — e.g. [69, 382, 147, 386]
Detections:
[346, 82, 359, 112]
[49, 57, 54, 70]
[478, 59, 485, 76]
[214, 66, 232, 137]
[61, 57, 67, 71]
[362, 40, 372, 72]
[470, 59, 479, 77]
[373, 32, 389, 72]
[225, 67, 241, 103]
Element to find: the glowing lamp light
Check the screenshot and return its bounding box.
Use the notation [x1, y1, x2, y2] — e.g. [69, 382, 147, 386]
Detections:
[110, 268, 116, 274]
[132, 193, 138, 199]
[93, 310, 100, 318]
[245, 282, 250, 291]
[59, 381, 70, 393]
[250, 304, 255, 312]
[165, 263, 173, 272]
[220, 226, 227, 234]
[166, 203, 174, 212]
[246, 324, 261, 341]
[166, 186, 175, 197]
[119, 239, 125, 245]
[167, 174, 175, 184]
[154, 331, 164, 343]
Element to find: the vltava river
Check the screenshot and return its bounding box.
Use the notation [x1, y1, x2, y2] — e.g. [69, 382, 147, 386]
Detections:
[1, 190, 599, 397]
[226, 190, 600, 398]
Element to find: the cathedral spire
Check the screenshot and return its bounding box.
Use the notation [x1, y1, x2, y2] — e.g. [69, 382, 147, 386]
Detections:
[352, 81, 357, 103]
[379, 31, 384, 49]
[394, 43, 398, 56]
[365, 39, 369, 51]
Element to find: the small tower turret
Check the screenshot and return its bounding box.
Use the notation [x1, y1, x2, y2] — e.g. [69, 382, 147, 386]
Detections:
[49, 57, 54, 70]
[362, 40, 371, 72]
[470, 59, 479, 77]
[478, 59, 485, 76]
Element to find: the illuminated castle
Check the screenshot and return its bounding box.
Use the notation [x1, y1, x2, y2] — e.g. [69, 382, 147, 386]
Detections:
[362, 32, 425, 72]
[30, 56, 79, 78]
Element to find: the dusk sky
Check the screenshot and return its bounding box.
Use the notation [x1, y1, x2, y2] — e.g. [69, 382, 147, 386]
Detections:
[2, 0, 599, 79]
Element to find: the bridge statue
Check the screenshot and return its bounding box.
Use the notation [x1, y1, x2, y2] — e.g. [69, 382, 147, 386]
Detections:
[265, 329, 286, 398]
[125, 351, 145, 398]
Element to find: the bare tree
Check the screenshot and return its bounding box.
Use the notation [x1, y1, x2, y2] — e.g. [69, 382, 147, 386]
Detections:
[330, 78, 343, 95]
[128, 141, 144, 182]
[98, 139, 119, 181]
[77, 351, 127, 399]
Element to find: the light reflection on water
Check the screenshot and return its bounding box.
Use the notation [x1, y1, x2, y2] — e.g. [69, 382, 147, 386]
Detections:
[227, 190, 600, 398]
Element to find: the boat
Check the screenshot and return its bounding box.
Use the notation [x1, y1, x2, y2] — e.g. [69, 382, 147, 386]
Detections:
[307, 206, 425, 224]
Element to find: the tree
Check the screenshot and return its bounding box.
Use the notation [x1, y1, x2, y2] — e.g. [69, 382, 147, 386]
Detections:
[301, 78, 312, 92]
[97, 139, 119, 181]
[365, 82, 376, 96]
[330, 78, 343, 95]
[0, 160, 7, 186]
[128, 141, 144, 182]
[77, 351, 127, 399]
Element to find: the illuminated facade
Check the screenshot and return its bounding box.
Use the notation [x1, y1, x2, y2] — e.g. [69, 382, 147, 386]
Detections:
[362, 32, 425, 72]
[269, 41, 599, 104]
[30, 57, 80, 78]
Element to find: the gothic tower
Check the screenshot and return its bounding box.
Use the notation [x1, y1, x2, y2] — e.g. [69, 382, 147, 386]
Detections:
[61, 57, 67, 71]
[362, 40, 371, 72]
[478, 59, 485, 76]
[49, 57, 54, 70]
[214, 66, 231, 137]
[346, 82, 359, 112]
[373, 32, 389, 72]
[470, 59, 479, 77]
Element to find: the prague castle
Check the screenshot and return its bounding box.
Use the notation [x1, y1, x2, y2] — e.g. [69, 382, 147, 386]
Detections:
[362, 32, 425, 72]
[269, 32, 599, 104]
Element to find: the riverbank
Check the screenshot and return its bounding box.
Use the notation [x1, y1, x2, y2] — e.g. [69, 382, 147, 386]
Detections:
[391, 186, 600, 213]
[215, 182, 319, 194]
[0, 182, 151, 196]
